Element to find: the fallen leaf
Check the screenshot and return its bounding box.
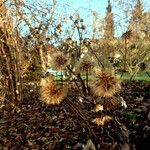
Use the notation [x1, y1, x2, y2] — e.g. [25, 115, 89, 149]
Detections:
[84, 139, 96, 150]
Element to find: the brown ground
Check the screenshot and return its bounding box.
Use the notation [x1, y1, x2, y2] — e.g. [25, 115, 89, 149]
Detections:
[0, 81, 150, 150]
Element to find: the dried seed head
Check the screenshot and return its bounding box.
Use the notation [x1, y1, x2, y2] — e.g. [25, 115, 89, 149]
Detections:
[83, 38, 91, 45]
[80, 19, 84, 22]
[92, 116, 112, 126]
[76, 56, 95, 73]
[40, 76, 66, 105]
[40, 76, 55, 87]
[94, 104, 103, 112]
[92, 71, 121, 97]
[50, 51, 69, 70]
[69, 16, 73, 20]
[81, 25, 86, 30]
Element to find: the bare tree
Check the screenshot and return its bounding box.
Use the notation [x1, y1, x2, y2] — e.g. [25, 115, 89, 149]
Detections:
[0, 0, 22, 105]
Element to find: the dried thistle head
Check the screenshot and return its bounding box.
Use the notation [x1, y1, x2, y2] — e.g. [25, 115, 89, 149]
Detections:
[92, 116, 112, 126]
[76, 56, 95, 73]
[40, 76, 66, 105]
[40, 75, 55, 87]
[94, 104, 103, 112]
[50, 51, 69, 70]
[92, 71, 121, 97]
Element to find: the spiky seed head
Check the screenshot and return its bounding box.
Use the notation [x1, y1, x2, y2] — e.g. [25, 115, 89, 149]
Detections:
[40, 76, 66, 105]
[41, 86, 65, 105]
[76, 56, 95, 73]
[50, 51, 69, 70]
[94, 104, 103, 112]
[40, 75, 55, 87]
[92, 116, 112, 126]
[92, 71, 121, 97]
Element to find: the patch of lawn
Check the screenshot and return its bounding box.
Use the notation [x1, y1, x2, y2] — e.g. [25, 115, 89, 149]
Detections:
[118, 71, 150, 81]
[54, 71, 150, 81]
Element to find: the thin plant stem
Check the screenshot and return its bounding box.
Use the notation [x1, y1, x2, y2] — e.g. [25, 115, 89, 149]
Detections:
[67, 66, 85, 97]
[87, 45, 104, 68]
[77, 73, 87, 95]
[86, 70, 88, 90]
[66, 97, 97, 138]
[61, 71, 63, 86]
[146, 71, 150, 78]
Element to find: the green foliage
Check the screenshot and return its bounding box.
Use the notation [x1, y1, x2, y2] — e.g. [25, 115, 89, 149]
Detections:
[122, 111, 138, 122]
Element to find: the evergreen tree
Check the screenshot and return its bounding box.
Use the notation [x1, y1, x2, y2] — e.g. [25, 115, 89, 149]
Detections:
[132, 0, 143, 22]
[104, 0, 114, 39]
[128, 0, 143, 31]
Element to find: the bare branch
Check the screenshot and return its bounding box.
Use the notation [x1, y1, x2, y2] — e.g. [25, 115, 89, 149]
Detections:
[42, 0, 57, 34]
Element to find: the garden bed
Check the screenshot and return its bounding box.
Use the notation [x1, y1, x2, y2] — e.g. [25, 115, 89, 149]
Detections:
[0, 80, 150, 150]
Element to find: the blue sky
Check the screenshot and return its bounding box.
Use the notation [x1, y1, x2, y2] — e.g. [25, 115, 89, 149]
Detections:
[55, 0, 150, 15]
[54, 0, 150, 37]
[56, 0, 108, 16]
[22, 0, 150, 38]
